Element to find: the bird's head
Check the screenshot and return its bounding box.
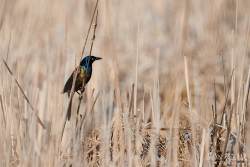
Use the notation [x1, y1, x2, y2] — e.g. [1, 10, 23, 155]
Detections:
[80, 55, 102, 67]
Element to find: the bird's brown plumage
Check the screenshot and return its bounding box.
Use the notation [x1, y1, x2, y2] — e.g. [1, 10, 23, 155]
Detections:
[63, 67, 91, 97]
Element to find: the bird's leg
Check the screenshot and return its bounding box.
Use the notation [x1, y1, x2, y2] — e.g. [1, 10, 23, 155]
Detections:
[76, 87, 85, 96]
[67, 92, 70, 97]
[80, 87, 85, 94]
[76, 91, 81, 96]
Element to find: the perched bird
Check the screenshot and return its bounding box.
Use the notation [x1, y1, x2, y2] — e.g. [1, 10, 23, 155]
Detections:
[63, 55, 102, 120]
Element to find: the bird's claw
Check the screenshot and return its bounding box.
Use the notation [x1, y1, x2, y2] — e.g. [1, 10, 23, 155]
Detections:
[80, 87, 85, 93]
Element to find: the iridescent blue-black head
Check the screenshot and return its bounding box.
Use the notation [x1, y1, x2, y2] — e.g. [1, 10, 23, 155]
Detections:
[80, 55, 102, 68]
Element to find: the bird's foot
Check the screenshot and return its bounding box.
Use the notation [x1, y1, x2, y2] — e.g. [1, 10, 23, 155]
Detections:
[77, 91, 84, 100]
[80, 87, 85, 93]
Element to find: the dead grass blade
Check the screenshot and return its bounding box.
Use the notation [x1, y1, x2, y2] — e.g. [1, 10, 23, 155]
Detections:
[81, 0, 99, 58]
[61, 0, 99, 141]
[220, 69, 235, 125]
[0, 95, 6, 128]
[79, 92, 100, 135]
[2, 59, 46, 129]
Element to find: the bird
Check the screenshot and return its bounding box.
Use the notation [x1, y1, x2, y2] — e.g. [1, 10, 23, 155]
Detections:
[63, 55, 102, 120]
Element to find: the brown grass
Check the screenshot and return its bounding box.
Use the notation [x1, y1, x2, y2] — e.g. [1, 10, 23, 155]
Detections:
[0, 0, 250, 166]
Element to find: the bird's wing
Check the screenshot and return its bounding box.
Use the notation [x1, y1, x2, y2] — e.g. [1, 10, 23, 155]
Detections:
[63, 70, 75, 94]
[63, 67, 89, 94]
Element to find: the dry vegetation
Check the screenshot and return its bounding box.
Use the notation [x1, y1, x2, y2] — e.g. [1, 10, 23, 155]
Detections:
[0, 0, 250, 166]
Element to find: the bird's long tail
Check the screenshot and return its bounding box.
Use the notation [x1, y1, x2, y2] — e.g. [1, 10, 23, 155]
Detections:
[66, 93, 74, 120]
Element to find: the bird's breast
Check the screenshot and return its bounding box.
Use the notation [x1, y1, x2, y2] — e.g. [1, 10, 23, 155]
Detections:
[79, 67, 91, 82]
[79, 68, 85, 79]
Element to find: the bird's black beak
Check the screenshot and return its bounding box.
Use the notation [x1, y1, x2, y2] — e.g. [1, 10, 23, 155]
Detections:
[95, 57, 102, 61]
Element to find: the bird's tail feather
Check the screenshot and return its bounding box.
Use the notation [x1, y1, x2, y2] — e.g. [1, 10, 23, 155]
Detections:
[67, 96, 73, 120]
